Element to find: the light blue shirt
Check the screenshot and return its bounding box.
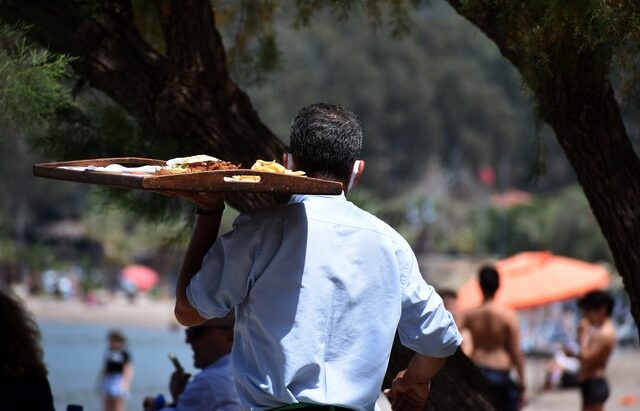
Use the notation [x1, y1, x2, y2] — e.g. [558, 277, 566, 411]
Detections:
[161, 354, 241, 411]
[187, 194, 462, 411]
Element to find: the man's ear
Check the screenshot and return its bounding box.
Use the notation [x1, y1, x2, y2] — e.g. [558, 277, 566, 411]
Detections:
[282, 152, 294, 169]
[346, 160, 365, 194]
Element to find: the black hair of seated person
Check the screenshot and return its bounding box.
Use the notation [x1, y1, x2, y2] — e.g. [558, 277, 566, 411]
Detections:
[478, 265, 500, 299]
[0, 290, 48, 379]
[0, 290, 54, 411]
[289, 103, 363, 183]
[578, 290, 614, 317]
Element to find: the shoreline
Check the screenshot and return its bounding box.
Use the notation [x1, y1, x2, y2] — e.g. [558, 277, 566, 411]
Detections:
[23, 294, 180, 330]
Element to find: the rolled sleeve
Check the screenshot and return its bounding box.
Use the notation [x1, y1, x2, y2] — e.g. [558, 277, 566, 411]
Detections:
[398, 253, 462, 357]
[186, 215, 259, 319]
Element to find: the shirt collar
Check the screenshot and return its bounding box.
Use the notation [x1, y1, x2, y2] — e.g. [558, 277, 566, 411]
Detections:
[288, 192, 346, 205]
[205, 353, 232, 370]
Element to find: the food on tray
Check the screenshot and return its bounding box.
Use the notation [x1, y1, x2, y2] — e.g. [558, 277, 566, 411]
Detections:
[250, 159, 305, 176]
[229, 175, 262, 182]
[162, 154, 241, 174]
[59, 164, 163, 174]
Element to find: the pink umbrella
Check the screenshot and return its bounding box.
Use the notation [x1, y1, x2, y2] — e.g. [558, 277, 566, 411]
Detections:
[121, 264, 159, 292]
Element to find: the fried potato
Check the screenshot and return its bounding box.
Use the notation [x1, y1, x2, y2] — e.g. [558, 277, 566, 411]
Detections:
[250, 160, 306, 176]
[230, 175, 261, 182]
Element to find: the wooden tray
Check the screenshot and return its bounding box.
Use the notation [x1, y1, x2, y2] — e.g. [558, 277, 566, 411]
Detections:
[33, 157, 343, 195]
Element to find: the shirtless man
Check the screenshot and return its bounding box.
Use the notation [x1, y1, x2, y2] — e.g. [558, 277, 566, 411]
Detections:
[575, 290, 616, 411]
[458, 265, 525, 411]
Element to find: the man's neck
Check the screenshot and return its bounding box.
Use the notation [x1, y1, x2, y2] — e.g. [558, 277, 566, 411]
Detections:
[482, 295, 495, 304]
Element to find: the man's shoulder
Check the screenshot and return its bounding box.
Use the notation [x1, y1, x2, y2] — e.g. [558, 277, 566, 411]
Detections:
[465, 303, 517, 323]
[600, 321, 617, 343]
[233, 202, 304, 226]
[344, 202, 410, 243]
[193, 362, 234, 386]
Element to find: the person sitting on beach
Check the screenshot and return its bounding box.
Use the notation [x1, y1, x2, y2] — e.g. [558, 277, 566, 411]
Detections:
[100, 329, 135, 411]
[575, 290, 616, 411]
[458, 265, 526, 411]
[544, 344, 580, 390]
[170, 103, 462, 410]
[143, 313, 241, 411]
[0, 290, 55, 411]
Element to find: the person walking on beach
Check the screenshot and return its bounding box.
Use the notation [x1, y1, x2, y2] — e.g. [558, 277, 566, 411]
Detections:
[576, 290, 616, 411]
[170, 103, 462, 410]
[458, 265, 526, 411]
[100, 330, 134, 411]
[143, 313, 240, 411]
[0, 290, 55, 411]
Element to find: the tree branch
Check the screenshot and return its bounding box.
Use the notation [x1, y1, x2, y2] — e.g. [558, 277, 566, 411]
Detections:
[2, 0, 166, 122]
[154, 0, 229, 82]
[3, 0, 286, 210]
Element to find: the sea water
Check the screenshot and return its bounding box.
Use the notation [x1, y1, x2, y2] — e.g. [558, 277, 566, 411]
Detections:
[39, 321, 194, 411]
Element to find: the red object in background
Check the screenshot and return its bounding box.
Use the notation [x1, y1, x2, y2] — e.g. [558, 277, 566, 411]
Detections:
[619, 394, 639, 407]
[457, 251, 609, 310]
[121, 264, 159, 292]
[478, 165, 495, 186]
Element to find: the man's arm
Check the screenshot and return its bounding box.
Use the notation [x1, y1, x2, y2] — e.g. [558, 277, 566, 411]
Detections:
[384, 353, 447, 410]
[174, 194, 225, 326]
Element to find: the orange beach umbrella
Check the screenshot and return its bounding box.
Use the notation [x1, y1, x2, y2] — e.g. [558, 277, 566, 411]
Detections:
[121, 264, 159, 292]
[457, 251, 609, 310]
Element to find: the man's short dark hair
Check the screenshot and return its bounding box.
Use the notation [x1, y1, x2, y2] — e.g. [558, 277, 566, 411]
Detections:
[578, 290, 614, 316]
[289, 103, 363, 182]
[478, 265, 500, 298]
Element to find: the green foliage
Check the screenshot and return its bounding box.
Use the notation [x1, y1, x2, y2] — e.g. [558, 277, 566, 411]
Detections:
[0, 239, 17, 265]
[245, 2, 576, 195]
[476, 185, 611, 262]
[0, 24, 73, 130]
[0, 0, 624, 280]
[293, 0, 427, 37]
[215, 0, 281, 84]
[459, 0, 640, 93]
[81, 198, 189, 267]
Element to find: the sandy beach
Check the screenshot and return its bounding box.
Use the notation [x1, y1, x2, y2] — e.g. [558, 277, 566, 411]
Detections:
[24, 293, 179, 330]
[24, 295, 640, 410]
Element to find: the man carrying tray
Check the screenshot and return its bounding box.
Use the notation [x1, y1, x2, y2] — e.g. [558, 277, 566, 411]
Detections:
[172, 103, 462, 410]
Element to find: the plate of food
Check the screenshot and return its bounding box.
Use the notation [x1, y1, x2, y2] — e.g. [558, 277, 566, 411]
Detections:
[33, 155, 343, 195]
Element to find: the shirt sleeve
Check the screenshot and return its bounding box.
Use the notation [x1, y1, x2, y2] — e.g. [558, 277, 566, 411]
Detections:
[186, 214, 260, 319]
[397, 248, 462, 357]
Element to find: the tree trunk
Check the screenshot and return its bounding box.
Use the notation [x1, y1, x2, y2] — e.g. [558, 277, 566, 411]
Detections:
[544, 81, 640, 332]
[384, 335, 498, 410]
[446, 0, 640, 337]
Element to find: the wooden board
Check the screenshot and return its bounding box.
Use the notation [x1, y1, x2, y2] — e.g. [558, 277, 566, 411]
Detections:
[33, 157, 343, 195]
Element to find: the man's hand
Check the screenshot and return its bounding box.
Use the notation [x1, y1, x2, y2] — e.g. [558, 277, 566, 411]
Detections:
[154, 190, 225, 211]
[143, 396, 157, 411]
[384, 369, 430, 411]
[169, 370, 191, 403]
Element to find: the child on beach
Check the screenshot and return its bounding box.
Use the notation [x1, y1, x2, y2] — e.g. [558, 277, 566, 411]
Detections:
[99, 329, 134, 411]
[576, 291, 616, 411]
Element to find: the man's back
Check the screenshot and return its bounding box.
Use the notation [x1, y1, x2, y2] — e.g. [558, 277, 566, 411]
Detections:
[187, 194, 461, 410]
[463, 302, 519, 370]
